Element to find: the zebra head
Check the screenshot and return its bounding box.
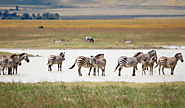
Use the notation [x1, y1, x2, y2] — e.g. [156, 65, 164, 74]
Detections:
[60, 52, 65, 61]
[133, 52, 143, 62]
[175, 53, 184, 62]
[11, 54, 22, 66]
[148, 50, 157, 63]
[90, 55, 95, 65]
[19, 53, 30, 63]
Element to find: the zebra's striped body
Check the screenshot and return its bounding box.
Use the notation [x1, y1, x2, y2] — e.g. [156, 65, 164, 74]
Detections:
[154, 53, 183, 75]
[0, 55, 15, 75]
[69, 54, 104, 76]
[12, 53, 30, 74]
[141, 56, 157, 75]
[48, 52, 65, 71]
[91, 56, 106, 76]
[114, 52, 143, 76]
[69, 56, 93, 76]
[137, 50, 157, 70]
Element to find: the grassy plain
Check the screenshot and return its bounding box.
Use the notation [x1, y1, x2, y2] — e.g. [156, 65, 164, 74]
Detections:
[0, 81, 185, 107]
[0, 19, 185, 49]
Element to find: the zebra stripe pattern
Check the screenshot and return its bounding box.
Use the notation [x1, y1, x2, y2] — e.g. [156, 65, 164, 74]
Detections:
[69, 54, 104, 76]
[114, 52, 143, 76]
[154, 53, 183, 75]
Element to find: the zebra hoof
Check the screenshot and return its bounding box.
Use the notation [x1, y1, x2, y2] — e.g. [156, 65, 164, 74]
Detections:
[171, 73, 174, 75]
[132, 74, 136, 76]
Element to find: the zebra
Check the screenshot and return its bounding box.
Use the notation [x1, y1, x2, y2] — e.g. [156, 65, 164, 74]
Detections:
[154, 53, 183, 75]
[114, 52, 143, 76]
[136, 50, 158, 70]
[90, 55, 106, 76]
[0, 55, 15, 75]
[141, 56, 157, 75]
[122, 40, 132, 44]
[47, 52, 65, 71]
[85, 37, 94, 43]
[12, 53, 30, 74]
[68, 54, 104, 76]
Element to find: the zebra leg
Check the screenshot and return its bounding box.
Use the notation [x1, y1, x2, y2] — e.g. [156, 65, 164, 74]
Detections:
[171, 67, 175, 75]
[136, 66, 138, 70]
[2, 67, 5, 75]
[132, 67, 136, 76]
[93, 68, 96, 76]
[158, 65, 161, 75]
[162, 67, 165, 75]
[97, 68, 99, 76]
[58, 64, 60, 71]
[59, 63, 62, 71]
[78, 67, 82, 76]
[102, 67, 105, 76]
[88, 67, 92, 76]
[118, 66, 123, 76]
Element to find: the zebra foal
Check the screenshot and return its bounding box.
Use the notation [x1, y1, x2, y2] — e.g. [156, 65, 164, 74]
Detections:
[114, 52, 143, 76]
[47, 52, 65, 71]
[90, 55, 106, 76]
[154, 53, 183, 75]
[141, 56, 157, 75]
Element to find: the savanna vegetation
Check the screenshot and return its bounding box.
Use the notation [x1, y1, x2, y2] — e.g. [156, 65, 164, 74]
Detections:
[1, 19, 185, 107]
[0, 19, 185, 49]
[0, 82, 185, 107]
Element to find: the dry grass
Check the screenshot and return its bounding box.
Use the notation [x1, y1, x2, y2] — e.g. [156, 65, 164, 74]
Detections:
[0, 19, 185, 49]
[1, 19, 185, 30]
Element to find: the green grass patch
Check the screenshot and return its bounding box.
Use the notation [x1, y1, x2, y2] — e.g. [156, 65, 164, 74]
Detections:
[0, 82, 184, 107]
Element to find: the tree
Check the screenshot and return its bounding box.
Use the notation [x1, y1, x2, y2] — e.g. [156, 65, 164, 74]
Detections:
[16, 6, 19, 11]
[23, 13, 29, 19]
[55, 13, 60, 20]
[3, 10, 9, 17]
[0, 11, 2, 16]
[32, 13, 35, 18]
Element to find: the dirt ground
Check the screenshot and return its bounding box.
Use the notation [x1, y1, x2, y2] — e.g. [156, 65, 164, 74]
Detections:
[0, 48, 184, 83]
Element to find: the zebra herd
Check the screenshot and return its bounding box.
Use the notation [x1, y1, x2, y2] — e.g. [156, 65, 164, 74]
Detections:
[0, 50, 183, 76]
[0, 53, 30, 75]
[48, 50, 183, 76]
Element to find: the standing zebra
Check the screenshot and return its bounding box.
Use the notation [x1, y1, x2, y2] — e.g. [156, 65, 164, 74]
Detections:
[12, 53, 30, 74]
[0, 55, 15, 75]
[114, 52, 143, 76]
[136, 50, 157, 70]
[90, 55, 106, 76]
[154, 53, 183, 75]
[47, 52, 65, 71]
[141, 56, 157, 75]
[68, 54, 104, 76]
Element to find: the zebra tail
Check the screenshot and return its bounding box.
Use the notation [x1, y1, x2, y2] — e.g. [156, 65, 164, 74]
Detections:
[69, 59, 77, 69]
[154, 61, 159, 68]
[114, 62, 120, 72]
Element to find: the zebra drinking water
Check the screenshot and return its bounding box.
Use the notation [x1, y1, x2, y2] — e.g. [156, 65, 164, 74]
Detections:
[154, 53, 183, 75]
[114, 52, 143, 76]
[47, 52, 65, 71]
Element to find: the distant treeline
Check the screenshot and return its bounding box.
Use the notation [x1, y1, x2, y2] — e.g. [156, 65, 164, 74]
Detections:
[0, 10, 60, 20]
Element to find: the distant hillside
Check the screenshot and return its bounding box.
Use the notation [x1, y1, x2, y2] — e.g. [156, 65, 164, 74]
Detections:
[1, 0, 185, 8]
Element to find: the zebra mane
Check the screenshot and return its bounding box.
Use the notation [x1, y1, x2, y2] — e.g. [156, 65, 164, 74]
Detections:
[60, 52, 65, 56]
[10, 54, 17, 58]
[148, 50, 155, 54]
[175, 53, 182, 58]
[133, 52, 143, 57]
[95, 54, 104, 58]
[19, 53, 27, 57]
